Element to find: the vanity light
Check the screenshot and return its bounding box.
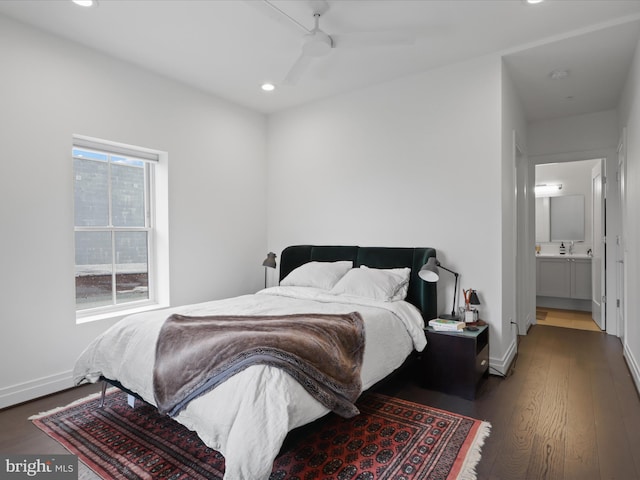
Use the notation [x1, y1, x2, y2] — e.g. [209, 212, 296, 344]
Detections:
[72, 0, 97, 6]
[535, 183, 563, 196]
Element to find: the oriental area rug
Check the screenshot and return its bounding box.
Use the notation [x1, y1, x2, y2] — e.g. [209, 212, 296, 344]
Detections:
[31, 389, 490, 480]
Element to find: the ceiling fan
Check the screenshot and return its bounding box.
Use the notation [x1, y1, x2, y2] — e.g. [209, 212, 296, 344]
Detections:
[250, 0, 416, 86]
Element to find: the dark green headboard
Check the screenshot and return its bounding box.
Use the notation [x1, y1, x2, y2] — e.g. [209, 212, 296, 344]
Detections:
[279, 245, 437, 321]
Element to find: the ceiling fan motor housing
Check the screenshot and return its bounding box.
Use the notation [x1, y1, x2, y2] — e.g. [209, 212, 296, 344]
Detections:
[303, 30, 333, 56]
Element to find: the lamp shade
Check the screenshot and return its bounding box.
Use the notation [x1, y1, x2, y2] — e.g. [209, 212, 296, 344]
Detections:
[418, 257, 439, 282]
[262, 252, 277, 268]
[469, 290, 480, 305]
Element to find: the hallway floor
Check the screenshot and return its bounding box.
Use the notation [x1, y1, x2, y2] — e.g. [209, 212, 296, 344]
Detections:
[536, 307, 602, 332]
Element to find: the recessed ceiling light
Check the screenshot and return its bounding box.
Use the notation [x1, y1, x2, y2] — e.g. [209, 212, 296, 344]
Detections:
[261, 83, 275, 92]
[72, 0, 97, 7]
[526, 0, 545, 4]
[549, 69, 570, 80]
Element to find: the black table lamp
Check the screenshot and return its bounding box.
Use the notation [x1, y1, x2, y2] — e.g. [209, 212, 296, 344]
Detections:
[262, 252, 277, 288]
[418, 257, 460, 320]
[469, 290, 480, 307]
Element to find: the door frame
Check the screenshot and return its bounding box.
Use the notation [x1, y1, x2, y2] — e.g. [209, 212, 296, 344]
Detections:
[514, 133, 535, 336]
[528, 147, 619, 336]
[591, 159, 606, 330]
[616, 128, 627, 341]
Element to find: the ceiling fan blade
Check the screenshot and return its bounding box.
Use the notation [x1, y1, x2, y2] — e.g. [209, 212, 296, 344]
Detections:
[283, 52, 315, 86]
[331, 31, 415, 49]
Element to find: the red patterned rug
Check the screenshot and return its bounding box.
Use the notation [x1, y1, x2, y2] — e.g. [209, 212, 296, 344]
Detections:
[31, 389, 490, 479]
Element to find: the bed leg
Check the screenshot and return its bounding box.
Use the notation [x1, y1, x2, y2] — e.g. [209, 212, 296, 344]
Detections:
[99, 380, 107, 408]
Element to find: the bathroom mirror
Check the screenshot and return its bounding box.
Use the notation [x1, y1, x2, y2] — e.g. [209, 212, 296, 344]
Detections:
[536, 194, 585, 242]
[550, 195, 584, 241]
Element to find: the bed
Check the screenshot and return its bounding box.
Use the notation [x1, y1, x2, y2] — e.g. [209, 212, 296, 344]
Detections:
[73, 245, 437, 480]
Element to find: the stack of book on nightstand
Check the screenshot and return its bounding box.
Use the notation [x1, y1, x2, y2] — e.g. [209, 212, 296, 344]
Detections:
[428, 318, 465, 332]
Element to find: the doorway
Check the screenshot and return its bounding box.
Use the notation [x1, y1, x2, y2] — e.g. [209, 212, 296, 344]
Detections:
[533, 158, 605, 332]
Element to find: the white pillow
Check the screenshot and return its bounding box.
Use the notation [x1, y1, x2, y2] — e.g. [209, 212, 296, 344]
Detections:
[330, 265, 411, 302]
[280, 261, 353, 290]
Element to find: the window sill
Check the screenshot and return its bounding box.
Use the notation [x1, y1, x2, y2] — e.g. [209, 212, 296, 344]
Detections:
[76, 302, 170, 325]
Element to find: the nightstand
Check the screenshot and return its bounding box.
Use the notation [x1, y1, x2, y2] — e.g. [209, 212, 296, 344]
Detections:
[420, 324, 489, 399]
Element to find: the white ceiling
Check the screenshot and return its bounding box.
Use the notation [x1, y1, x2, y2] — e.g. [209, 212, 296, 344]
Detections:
[1, 0, 640, 120]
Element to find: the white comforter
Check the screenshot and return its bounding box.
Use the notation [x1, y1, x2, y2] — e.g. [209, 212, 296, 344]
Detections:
[73, 286, 427, 480]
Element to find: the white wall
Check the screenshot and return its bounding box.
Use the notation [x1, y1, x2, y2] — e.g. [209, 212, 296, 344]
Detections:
[618, 34, 640, 393]
[528, 110, 619, 158]
[267, 55, 515, 372]
[0, 16, 267, 407]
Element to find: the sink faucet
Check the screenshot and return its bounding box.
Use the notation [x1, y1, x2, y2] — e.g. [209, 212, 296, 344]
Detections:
[569, 241, 574, 254]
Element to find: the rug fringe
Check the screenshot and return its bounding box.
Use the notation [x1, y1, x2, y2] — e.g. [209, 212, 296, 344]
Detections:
[457, 421, 492, 480]
[28, 387, 118, 421]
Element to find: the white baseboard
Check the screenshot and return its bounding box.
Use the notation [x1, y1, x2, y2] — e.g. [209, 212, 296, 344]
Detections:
[623, 343, 640, 397]
[0, 371, 74, 410]
[489, 334, 518, 377]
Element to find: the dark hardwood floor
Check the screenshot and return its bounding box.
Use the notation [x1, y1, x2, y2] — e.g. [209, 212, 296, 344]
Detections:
[1, 324, 639, 479]
[380, 324, 640, 480]
[0, 382, 102, 455]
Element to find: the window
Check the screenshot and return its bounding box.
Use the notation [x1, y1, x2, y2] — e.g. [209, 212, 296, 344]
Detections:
[73, 136, 162, 316]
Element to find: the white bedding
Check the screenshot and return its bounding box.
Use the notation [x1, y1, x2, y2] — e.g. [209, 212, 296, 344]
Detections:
[73, 286, 427, 480]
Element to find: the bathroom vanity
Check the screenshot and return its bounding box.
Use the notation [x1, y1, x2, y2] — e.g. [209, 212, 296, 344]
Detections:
[536, 254, 591, 299]
[536, 254, 592, 310]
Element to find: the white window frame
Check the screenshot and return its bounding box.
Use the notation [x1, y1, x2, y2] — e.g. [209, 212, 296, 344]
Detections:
[73, 135, 169, 322]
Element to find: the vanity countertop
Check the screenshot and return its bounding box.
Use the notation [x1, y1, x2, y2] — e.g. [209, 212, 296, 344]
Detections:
[536, 253, 592, 259]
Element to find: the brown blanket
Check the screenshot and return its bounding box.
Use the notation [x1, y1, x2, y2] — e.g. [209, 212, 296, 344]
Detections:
[153, 312, 365, 418]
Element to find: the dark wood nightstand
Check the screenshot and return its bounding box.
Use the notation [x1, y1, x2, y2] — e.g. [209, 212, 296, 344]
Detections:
[420, 324, 489, 399]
